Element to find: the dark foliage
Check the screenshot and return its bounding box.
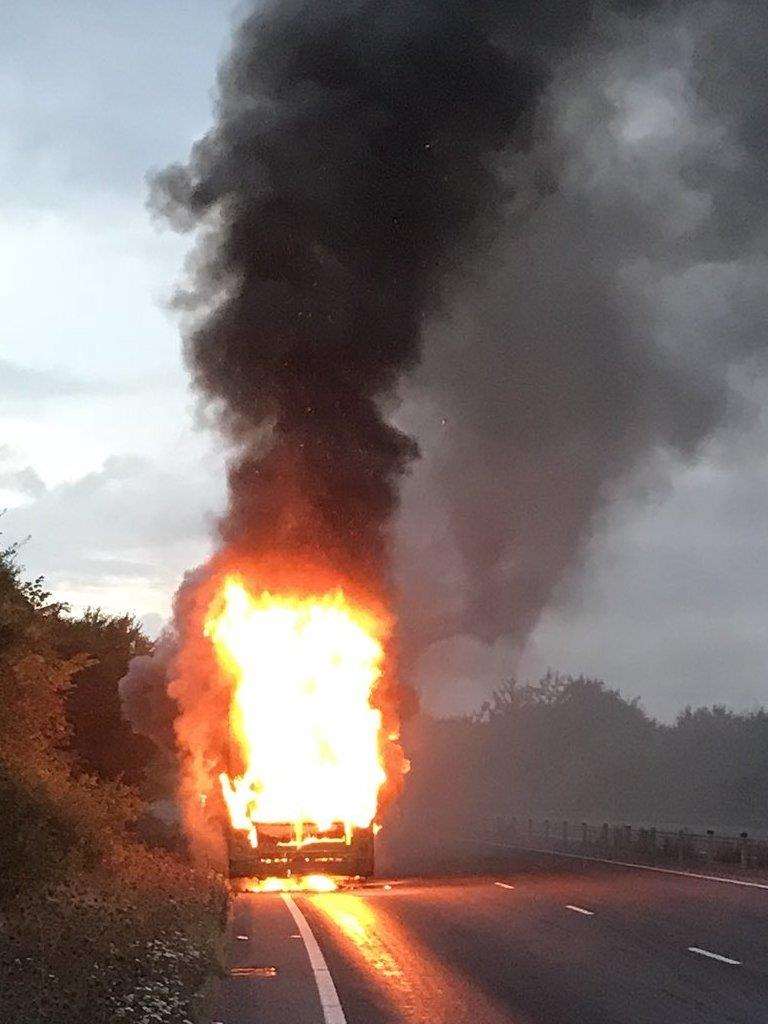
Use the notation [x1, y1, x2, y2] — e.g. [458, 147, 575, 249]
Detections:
[395, 672, 768, 846]
[0, 548, 225, 1023]
[57, 609, 157, 784]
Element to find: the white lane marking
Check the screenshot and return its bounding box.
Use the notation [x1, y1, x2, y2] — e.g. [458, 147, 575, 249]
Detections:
[282, 893, 347, 1024]
[688, 947, 741, 965]
[474, 838, 768, 891]
[494, 882, 515, 890]
[565, 905, 594, 916]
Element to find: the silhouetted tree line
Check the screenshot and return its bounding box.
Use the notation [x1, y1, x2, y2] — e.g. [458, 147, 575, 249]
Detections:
[396, 673, 768, 839]
[0, 543, 160, 785]
[0, 543, 144, 889]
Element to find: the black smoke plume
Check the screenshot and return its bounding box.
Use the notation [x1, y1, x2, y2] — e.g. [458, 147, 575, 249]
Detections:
[122, 0, 768, 741]
[149, 0, 652, 592]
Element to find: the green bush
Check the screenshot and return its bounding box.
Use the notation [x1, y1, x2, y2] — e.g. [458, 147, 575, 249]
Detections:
[1, 848, 227, 1024]
[0, 549, 229, 1023]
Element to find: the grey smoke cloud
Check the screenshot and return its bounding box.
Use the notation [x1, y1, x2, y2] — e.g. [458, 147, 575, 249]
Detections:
[122, 0, 768, 749]
[395, 0, 768, 672]
[119, 636, 178, 752]
[125, 0, 661, 800]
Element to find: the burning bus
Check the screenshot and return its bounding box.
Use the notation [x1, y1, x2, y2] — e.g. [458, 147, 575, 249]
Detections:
[204, 575, 391, 882]
[226, 821, 375, 880]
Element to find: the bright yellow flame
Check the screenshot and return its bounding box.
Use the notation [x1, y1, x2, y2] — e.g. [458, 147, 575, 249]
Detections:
[302, 873, 338, 893]
[242, 873, 339, 893]
[206, 576, 387, 842]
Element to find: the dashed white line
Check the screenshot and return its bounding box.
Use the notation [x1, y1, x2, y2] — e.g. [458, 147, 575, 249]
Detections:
[282, 894, 347, 1024]
[688, 947, 741, 965]
[475, 837, 768, 891]
[565, 905, 594, 916]
[494, 882, 515, 890]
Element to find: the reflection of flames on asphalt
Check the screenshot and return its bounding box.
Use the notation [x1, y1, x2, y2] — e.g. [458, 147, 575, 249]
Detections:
[205, 574, 392, 849]
[310, 892, 403, 979]
[307, 889, 496, 1022]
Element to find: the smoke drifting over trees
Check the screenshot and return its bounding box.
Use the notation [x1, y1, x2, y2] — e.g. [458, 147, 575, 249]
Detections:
[122, 1, 768, 754]
[392, 0, 768, 683]
[148, 0, 766, 662]
[388, 674, 768, 871]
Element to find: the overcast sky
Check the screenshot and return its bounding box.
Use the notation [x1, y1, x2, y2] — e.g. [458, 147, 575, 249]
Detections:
[3, 0, 767, 722]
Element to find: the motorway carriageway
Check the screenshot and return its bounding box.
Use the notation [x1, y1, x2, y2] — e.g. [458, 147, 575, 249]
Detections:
[214, 853, 768, 1023]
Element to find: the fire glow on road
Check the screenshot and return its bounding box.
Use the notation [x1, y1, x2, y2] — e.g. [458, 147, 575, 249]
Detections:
[309, 892, 403, 981]
[282, 894, 348, 1024]
[244, 874, 339, 894]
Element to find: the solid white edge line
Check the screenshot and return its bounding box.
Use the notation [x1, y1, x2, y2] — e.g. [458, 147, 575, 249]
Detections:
[565, 905, 594, 915]
[494, 882, 515, 890]
[282, 893, 348, 1024]
[472, 838, 768, 891]
[688, 947, 741, 965]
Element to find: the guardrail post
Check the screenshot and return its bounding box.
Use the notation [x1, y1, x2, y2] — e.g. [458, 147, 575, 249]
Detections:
[510, 816, 768, 872]
[740, 832, 749, 869]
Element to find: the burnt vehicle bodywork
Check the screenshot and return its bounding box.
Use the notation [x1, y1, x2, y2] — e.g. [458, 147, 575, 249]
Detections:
[227, 821, 375, 879]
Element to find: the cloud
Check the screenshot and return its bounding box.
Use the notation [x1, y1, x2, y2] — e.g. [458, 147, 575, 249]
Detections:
[3, 453, 224, 618]
[0, 465, 46, 499]
[0, 1, 231, 208]
[0, 358, 116, 405]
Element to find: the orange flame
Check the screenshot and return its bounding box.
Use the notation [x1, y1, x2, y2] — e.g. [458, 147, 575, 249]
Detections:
[205, 575, 388, 844]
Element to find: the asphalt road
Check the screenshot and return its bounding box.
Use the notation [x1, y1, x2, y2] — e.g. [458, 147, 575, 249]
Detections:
[216, 854, 768, 1023]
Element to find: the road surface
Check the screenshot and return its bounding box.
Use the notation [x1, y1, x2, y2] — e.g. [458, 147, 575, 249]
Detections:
[215, 853, 768, 1023]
